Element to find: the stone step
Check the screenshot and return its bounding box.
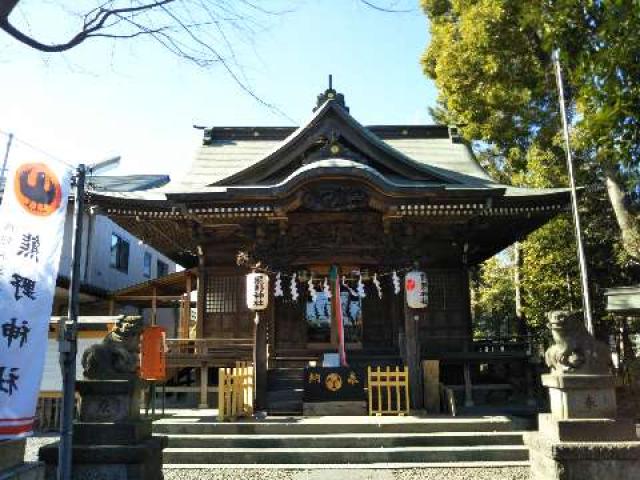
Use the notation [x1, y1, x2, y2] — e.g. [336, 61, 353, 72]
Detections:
[266, 389, 303, 400]
[162, 445, 529, 464]
[166, 431, 525, 449]
[154, 417, 517, 435]
[163, 461, 531, 469]
[267, 382, 304, 391]
[265, 404, 303, 416]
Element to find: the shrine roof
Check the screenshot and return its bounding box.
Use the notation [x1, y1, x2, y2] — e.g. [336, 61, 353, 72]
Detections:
[0, 173, 169, 202]
[91, 95, 569, 205]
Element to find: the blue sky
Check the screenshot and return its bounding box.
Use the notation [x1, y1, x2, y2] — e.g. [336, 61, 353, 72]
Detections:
[0, 1, 437, 180]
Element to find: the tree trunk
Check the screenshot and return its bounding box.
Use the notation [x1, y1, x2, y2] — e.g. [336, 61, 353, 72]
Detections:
[514, 242, 527, 336]
[604, 168, 640, 261]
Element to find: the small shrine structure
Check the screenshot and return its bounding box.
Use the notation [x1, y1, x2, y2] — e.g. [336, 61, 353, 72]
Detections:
[91, 86, 570, 412]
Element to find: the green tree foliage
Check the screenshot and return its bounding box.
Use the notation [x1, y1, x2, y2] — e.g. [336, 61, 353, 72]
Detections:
[471, 252, 516, 337]
[421, 0, 640, 334]
[421, 0, 640, 259]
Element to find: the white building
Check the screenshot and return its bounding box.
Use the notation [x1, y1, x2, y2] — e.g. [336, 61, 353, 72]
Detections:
[0, 174, 179, 314]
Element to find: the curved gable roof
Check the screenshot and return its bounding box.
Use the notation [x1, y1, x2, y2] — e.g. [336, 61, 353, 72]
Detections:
[215, 99, 461, 186]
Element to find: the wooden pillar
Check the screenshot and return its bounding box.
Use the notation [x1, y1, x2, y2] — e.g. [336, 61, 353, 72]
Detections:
[525, 362, 537, 406]
[108, 299, 115, 316]
[254, 313, 268, 410]
[151, 287, 157, 326]
[196, 259, 205, 339]
[403, 304, 424, 410]
[463, 362, 474, 407]
[423, 360, 440, 413]
[199, 365, 209, 409]
[182, 273, 192, 338]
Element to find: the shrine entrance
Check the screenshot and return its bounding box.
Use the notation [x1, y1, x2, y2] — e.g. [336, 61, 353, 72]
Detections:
[91, 86, 571, 415]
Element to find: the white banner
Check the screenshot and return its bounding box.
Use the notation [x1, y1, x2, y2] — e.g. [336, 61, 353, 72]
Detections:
[0, 160, 70, 438]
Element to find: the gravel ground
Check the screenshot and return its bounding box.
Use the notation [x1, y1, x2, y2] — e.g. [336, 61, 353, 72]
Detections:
[27, 437, 529, 480]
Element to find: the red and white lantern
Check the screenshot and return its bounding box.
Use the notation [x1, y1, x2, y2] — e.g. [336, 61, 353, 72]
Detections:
[405, 270, 428, 309]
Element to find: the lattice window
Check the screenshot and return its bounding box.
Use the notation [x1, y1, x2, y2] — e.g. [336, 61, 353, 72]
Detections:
[427, 271, 447, 310]
[205, 276, 242, 313]
[426, 270, 463, 311]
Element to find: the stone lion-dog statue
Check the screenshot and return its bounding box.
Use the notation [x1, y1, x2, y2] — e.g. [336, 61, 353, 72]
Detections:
[545, 310, 611, 375]
[82, 315, 143, 380]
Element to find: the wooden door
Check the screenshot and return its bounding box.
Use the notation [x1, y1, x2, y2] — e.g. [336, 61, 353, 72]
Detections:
[202, 272, 253, 338]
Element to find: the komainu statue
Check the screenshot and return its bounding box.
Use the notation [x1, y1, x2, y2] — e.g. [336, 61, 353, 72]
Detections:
[544, 310, 611, 375]
[82, 315, 143, 380]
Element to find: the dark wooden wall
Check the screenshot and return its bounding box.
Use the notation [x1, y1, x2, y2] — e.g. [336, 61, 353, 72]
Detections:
[417, 268, 471, 353]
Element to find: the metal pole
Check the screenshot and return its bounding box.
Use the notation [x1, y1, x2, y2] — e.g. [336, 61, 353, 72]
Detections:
[552, 50, 594, 334]
[0, 132, 13, 186]
[57, 164, 86, 480]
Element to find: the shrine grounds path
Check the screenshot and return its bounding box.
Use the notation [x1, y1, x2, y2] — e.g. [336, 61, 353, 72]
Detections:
[26, 435, 529, 479]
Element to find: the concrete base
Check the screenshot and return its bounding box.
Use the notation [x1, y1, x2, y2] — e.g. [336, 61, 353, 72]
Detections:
[0, 439, 44, 480]
[39, 379, 166, 480]
[303, 401, 367, 416]
[542, 374, 617, 419]
[537, 413, 637, 442]
[77, 379, 141, 422]
[0, 463, 44, 480]
[0, 440, 25, 472]
[525, 431, 640, 480]
[39, 436, 166, 480]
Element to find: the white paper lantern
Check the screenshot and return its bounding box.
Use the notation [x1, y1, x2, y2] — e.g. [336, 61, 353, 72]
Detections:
[246, 272, 269, 311]
[405, 270, 428, 309]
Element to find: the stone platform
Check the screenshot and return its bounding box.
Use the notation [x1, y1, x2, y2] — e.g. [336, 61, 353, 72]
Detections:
[154, 410, 529, 467]
[0, 439, 43, 480]
[39, 379, 166, 480]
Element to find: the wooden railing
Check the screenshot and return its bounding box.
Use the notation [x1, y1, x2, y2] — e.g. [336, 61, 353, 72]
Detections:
[367, 365, 410, 416]
[165, 338, 253, 367]
[218, 361, 254, 421]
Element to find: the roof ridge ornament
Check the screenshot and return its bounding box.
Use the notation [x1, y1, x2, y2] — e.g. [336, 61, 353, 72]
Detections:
[313, 74, 349, 112]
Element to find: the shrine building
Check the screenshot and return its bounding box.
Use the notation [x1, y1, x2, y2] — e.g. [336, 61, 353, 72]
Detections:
[93, 87, 570, 413]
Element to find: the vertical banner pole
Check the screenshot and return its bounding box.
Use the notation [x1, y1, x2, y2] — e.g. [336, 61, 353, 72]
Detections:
[552, 50, 594, 335]
[0, 133, 13, 187]
[57, 164, 85, 480]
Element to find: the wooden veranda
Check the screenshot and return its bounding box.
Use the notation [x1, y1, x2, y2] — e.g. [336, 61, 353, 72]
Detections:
[109, 269, 254, 408]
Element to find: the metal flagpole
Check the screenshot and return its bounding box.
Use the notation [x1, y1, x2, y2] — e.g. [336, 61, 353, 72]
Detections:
[58, 163, 86, 480]
[0, 132, 13, 187]
[552, 49, 594, 335]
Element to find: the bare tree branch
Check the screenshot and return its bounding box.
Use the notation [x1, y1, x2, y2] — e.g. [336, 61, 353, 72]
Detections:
[0, 0, 294, 119]
[358, 0, 413, 13]
[0, 0, 176, 52]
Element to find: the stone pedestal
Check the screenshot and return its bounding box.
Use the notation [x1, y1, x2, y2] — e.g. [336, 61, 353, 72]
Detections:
[544, 374, 617, 420]
[525, 431, 640, 480]
[525, 373, 640, 480]
[39, 380, 166, 480]
[0, 439, 44, 480]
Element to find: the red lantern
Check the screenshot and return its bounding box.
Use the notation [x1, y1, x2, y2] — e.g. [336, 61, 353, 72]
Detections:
[140, 326, 166, 381]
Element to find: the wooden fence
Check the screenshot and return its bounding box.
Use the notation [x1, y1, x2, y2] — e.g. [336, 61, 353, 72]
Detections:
[367, 366, 410, 416]
[35, 392, 63, 432]
[166, 338, 253, 368]
[218, 362, 254, 421]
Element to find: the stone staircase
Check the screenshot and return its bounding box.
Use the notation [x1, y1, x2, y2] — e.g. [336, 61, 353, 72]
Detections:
[154, 415, 530, 467]
[265, 368, 304, 415]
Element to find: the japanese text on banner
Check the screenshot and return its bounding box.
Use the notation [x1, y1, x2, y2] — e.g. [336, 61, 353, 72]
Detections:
[0, 160, 71, 438]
